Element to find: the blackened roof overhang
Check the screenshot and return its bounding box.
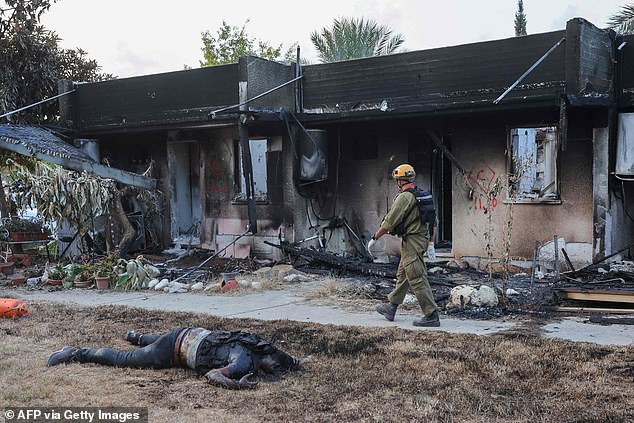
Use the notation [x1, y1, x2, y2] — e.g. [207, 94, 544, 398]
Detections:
[0, 125, 157, 189]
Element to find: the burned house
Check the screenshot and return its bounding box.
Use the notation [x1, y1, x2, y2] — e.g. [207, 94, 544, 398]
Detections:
[42, 18, 633, 265]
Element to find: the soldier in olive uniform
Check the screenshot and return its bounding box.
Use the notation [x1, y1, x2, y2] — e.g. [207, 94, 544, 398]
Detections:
[368, 164, 440, 327]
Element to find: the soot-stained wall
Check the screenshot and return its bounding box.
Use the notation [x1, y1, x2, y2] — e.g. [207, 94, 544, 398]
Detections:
[199, 127, 288, 258]
[451, 110, 594, 259]
[97, 132, 171, 247]
[290, 122, 412, 258]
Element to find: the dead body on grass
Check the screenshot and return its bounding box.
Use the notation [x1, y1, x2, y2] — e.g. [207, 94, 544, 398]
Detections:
[47, 327, 307, 389]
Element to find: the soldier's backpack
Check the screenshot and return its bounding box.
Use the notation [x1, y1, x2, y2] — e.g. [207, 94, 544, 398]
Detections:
[392, 187, 436, 235]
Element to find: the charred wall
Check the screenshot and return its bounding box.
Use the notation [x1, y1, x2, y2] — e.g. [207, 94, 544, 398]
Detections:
[199, 126, 289, 258]
[243, 57, 296, 111]
[451, 109, 594, 259]
[96, 132, 171, 248]
[565, 18, 614, 98]
[73, 65, 239, 132]
[618, 34, 634, 110]
[291, 122, 432, 258]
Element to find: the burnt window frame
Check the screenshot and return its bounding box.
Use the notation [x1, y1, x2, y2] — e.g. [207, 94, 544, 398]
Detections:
[506, 124, 562, 204]
[233, 137, 269, 202]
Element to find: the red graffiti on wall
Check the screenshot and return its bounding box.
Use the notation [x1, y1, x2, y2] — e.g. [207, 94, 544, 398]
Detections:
[208, 158, 229, 193]
[468, 161, 496, 195]
[467, 161, 498, 214]
[472, 194, 498, 212]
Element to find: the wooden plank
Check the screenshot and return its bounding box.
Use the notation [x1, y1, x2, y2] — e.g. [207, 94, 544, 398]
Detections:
[560, 289, 634, 303]
[554, 306, 634, 314]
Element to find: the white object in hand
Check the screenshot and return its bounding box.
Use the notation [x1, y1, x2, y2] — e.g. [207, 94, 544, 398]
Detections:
[426, 242, 436, 260]
[367, 238, 377, 254]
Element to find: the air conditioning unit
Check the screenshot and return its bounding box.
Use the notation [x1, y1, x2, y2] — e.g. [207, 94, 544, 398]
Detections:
[299, 129, 328, 183]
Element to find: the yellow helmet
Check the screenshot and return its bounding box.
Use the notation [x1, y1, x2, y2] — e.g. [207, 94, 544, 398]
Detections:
[392, 164, 416, 181]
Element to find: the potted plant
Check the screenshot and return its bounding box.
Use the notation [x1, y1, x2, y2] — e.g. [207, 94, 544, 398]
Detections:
[2, 217, 49, 242]
[47, 264, 66, 286]
[94, 259, 113, 290]
[74, 268, 93, 288]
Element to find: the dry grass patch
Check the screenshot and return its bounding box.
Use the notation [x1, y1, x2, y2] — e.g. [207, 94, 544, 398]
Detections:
[0, 302, 632, 422]
[305, 278, 342, 299]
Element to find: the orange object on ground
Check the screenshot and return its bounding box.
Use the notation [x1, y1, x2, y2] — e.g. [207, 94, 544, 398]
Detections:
[0, 298, 29, 318]
[220, 278, 239, 292]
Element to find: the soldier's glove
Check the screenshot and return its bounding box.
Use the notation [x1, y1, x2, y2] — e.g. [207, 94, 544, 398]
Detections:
[367, 237, 377, 254]
[426, 242, 436, 261]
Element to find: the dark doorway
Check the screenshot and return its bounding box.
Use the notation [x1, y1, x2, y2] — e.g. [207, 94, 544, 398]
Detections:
[408, 131, 452, 252]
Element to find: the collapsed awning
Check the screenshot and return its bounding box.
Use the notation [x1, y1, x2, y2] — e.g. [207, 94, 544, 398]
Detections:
[0, 124, 157, 190]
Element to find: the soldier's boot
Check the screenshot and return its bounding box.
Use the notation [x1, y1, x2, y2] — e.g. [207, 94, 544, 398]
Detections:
[47, 346, 78, 366]
[413, 310, 440, 327]
[375, 302, 398, 322]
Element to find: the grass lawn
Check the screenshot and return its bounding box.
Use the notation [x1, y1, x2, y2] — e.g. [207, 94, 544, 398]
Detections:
[1, 302, 633, 422]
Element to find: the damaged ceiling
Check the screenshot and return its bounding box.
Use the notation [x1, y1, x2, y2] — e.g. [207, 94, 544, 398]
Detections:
[0, 124, 157, 189]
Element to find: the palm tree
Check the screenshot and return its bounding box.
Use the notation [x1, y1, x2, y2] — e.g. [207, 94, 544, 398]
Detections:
[608, 3, 634, 34]
[310, 17, 405, 63]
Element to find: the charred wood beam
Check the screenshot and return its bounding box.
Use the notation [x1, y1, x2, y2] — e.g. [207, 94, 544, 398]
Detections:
[265, 240, 395, 278]
[265, 241, 457, 287]
[424, 129, 466, 176]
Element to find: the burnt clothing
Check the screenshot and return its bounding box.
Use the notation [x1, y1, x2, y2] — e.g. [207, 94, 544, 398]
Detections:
[194, 330, 297, 378]
[380, 188, 438, 316]
[74, 327, 298, 380]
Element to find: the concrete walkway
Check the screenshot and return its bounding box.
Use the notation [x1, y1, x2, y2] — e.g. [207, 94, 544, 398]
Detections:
[5, 287, 634, 346]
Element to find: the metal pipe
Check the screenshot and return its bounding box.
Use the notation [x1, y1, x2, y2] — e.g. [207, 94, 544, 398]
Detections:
[0, 89, 76, 120]
[554, 235, 560, 279]
[530, 241, 540, 288]
[295, 46, 301, 113]
[493, 37, 565, 105]
[561, 248, 575, 273]
[209, 75, 304, 118]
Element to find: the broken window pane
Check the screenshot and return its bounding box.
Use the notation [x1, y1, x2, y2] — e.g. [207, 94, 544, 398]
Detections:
[236, 139, 268, 200]
[508, 126, 559, 202]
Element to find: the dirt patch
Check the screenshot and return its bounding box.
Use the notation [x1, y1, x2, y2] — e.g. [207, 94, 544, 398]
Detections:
[0, 302, 633, 422]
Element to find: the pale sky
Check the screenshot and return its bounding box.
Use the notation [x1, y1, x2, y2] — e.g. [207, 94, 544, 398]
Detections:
[41, 0, 625, 78]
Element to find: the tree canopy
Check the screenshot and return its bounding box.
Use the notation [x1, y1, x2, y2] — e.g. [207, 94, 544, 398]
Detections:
[200, 19, 296, 66]
[0, 0, 113, 124]
[310, 17, 405, 63]
[608, 3, 634, 34]
[514, 0, 527, 36]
